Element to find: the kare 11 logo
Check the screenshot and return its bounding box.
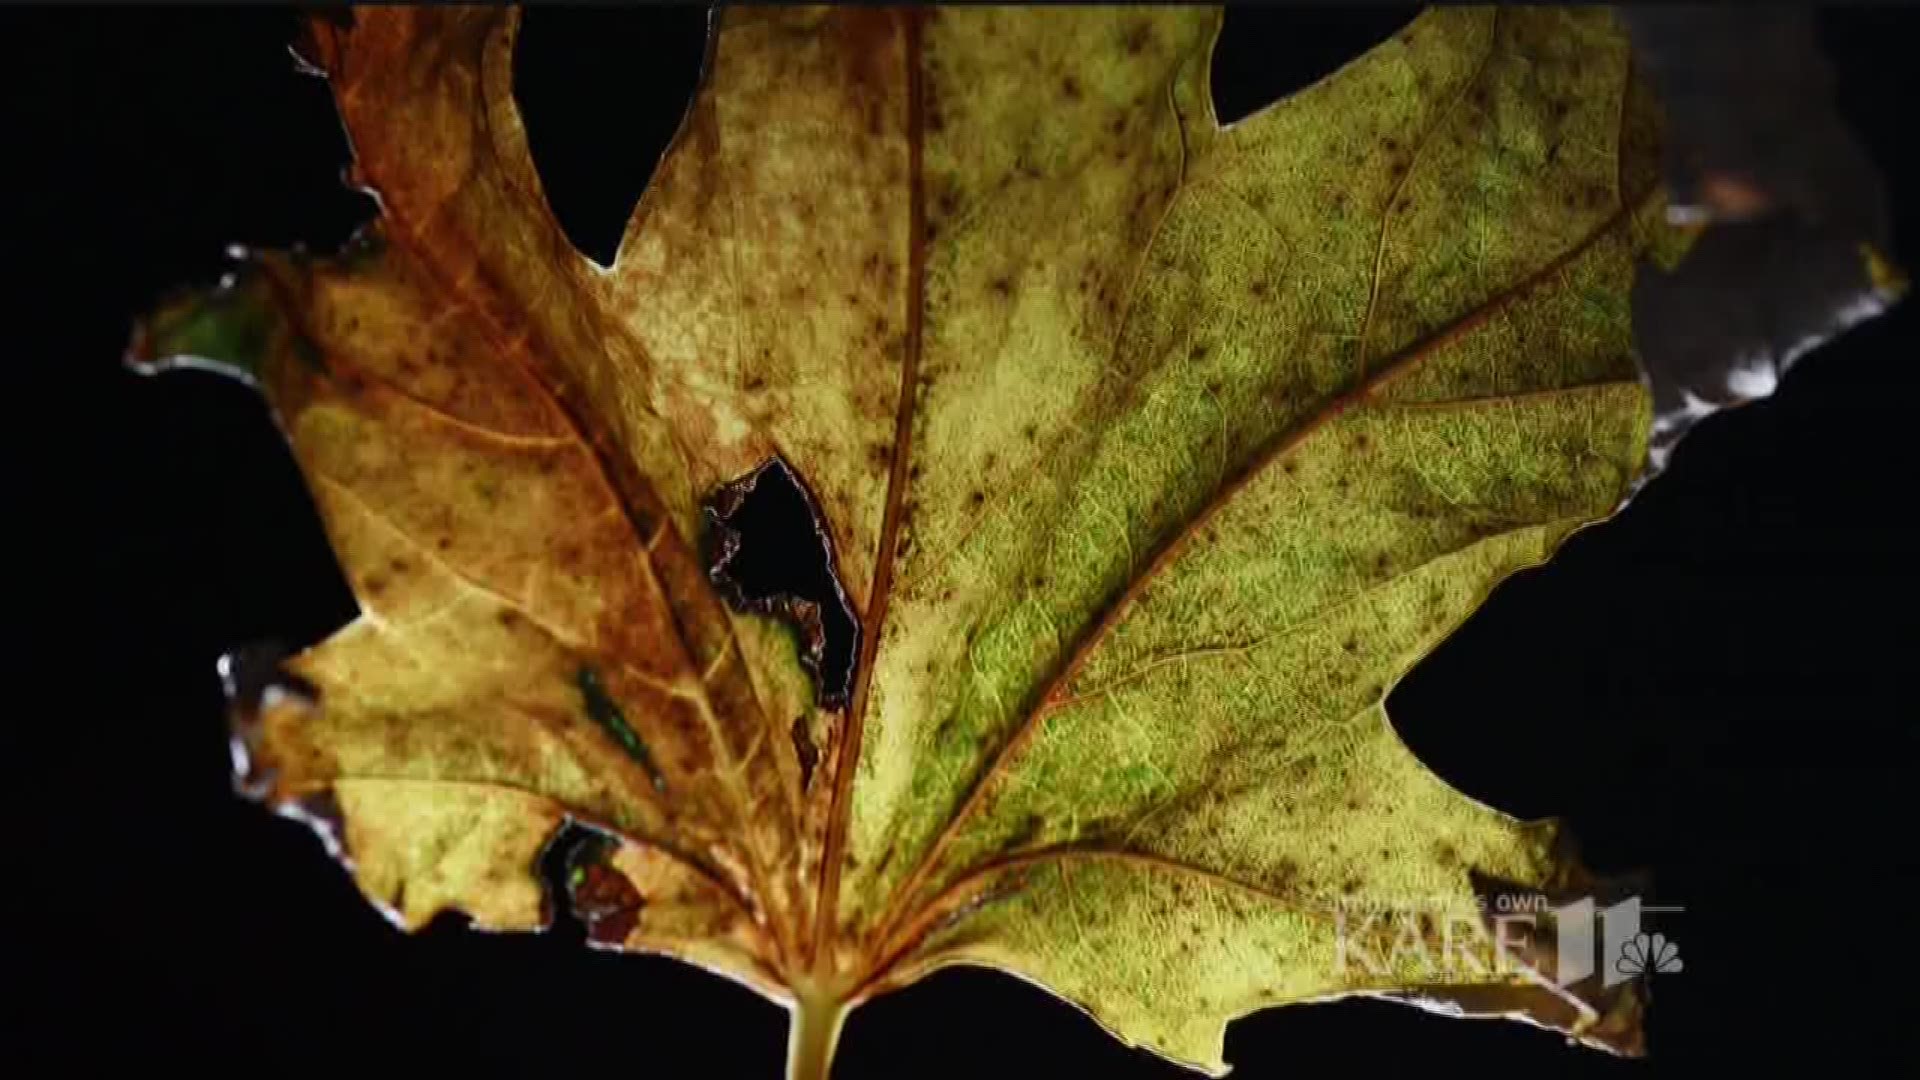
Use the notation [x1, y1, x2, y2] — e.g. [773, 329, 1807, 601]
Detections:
[1331, 892, 1684, 987]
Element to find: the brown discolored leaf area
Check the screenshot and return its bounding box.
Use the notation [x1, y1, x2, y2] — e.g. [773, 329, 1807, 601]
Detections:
[128, 7, 1900, 1079]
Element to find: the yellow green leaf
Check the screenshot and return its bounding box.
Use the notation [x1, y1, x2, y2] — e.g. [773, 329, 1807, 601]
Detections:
[135, 5, 1783, 1076]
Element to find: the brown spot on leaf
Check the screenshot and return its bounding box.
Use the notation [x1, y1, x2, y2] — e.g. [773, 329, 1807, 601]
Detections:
[1267, 858, 1300, 892]
[791, 716, 819, 792]
[1698, 171, 1776, 220]
[570, 852, 644, 945]
[1004, 812, 1046, 851]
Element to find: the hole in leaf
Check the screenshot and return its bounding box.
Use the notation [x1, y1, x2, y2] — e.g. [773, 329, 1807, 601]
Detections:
[537, 818, 643, 946]
[705, 457, 861, 710]
[536, 819, 592, 943]
[1211, 6, 1421, 126]
[512, 7, 709, 267]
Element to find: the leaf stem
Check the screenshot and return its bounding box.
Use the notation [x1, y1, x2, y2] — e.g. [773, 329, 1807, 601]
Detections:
[785, 987, 851, 1080]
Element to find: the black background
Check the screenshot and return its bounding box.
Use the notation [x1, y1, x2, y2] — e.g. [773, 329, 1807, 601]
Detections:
[12, 5, 1919, 1076]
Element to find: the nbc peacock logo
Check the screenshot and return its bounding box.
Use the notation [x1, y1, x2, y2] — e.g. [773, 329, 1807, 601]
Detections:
[1616, 930, 1684, 979]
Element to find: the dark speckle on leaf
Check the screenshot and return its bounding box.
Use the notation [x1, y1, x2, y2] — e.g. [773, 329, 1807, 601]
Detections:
[577, 665, 668, 793]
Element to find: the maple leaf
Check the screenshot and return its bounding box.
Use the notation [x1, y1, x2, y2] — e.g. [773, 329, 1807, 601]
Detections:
[125, 6, 1898, 1077]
